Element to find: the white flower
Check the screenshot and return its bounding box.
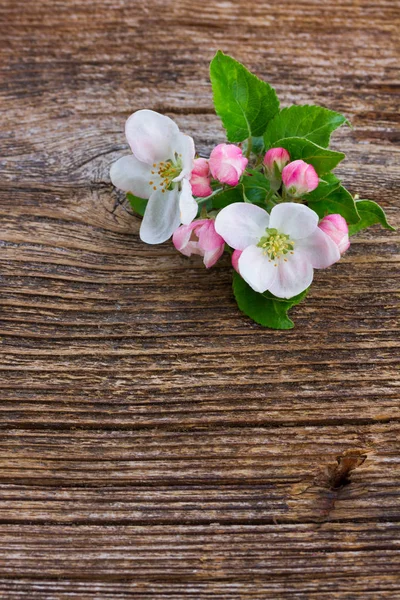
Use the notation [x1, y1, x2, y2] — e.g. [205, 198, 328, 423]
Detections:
[215, 202, 341, 298]
[110, 110, 198, 244]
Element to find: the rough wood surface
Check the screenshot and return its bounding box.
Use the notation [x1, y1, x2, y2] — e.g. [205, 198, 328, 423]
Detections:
[0, 0, 399, 597]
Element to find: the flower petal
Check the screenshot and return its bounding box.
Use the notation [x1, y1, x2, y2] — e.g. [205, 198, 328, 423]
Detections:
[125, 109, 180, 164]
[110, 155, 155, 198]
[268, 252, 313, 298]
[190, 174, 213, 197]
[215, 203, 270, 250]
[203, 244, 225, 268]
[172, 133, 195, 182]
[172, 223, 194, 255]
[196, 220, 224, 251]
[238, 245, 277, 293]
[296, 227, 341, 269]
[269, 203, 319, 240]
[209, 143, 248, 186]
[215, 162, 241, 186]
[318, 215, 350, 255]
[179, 179, 198, 225]
[191, 158, 210, 178]
[231, 249, 242, 273]
[281, 160, 319, 196]
[140, 188, 181, 245]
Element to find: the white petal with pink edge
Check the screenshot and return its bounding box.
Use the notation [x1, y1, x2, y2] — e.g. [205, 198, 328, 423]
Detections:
[215, 203, 270, 250]
[203, 245, 225, 269]
[172, 222, 195, 255]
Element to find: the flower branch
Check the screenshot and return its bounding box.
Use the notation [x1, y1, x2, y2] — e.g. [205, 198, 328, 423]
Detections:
[110, 51, 395, 329]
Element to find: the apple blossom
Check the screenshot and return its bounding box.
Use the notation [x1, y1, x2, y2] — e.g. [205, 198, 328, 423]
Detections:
[215, 202, 341, 298]
[319, 214, 350, 255]
[209, 143, 248, 186]
[110, 109, 198, 244]
[172, 219, 225, 268]
[281, 159, 319, 197]
[190, 158, 212, 197]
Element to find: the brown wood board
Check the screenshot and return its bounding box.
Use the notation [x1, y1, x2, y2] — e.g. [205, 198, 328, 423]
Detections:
[0, 0, 399, 597]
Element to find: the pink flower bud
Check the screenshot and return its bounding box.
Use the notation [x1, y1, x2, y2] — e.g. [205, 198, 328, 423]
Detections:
[281, 160, 319, 197]
[209, 143, 248, 187]
[319, 214, 350, 255]
[190, 158, 212, 197]
[263, 147, 291, 174]
[172, 219, 225, 268]
[231, 249, 242, 273]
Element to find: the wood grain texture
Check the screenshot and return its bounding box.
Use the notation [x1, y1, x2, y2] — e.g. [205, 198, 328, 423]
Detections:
[0, 0, 399, 597]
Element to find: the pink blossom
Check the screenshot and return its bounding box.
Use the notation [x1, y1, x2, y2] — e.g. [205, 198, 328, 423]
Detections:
[281, 159, 319, 197]
[190, 158, 212, 197]
[319, 214, 350, 255]
[232, 249, 242, 273]
[209, 143, 248, 186]
[263, 147, 291, 174]
[172, 219, 225, 268]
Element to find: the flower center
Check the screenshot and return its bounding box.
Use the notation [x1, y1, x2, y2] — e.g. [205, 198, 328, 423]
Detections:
[149, 153, 182, 193]
[257, 228, 295, 261]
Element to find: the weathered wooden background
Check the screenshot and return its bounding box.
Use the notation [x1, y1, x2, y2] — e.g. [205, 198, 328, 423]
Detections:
[0, 0, 399, 597]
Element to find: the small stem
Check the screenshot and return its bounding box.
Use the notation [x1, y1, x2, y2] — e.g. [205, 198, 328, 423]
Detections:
[266, 197, 280, 210]
[245, 137, 253, 159]
[265, 189, 276, 203]
[265, 190, 283, 211]
[254, 156, 264, 168]
[196, 187, 224, 207]
[200, 205, 208, 219]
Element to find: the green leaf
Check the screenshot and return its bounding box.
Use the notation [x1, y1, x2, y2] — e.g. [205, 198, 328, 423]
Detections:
[232, 272, 308, 329]
[348, 200, 396, 235]
[126, 192, 147, 217]
[306, 173, 341, 199]
[210, 51, 280, 142]
[306, 177, 360, 224]
[264, 105, 348, 149]
[242, 171, 271, 204]
[251, 136, 265, 155]
[273, 137, 345, 176]
[210, 186, 244, 210]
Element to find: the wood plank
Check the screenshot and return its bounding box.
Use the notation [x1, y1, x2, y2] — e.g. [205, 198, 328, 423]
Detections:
[0, 0, 399, 597]
[0, 524, 399, 598]
[0, 425, 399, 523]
